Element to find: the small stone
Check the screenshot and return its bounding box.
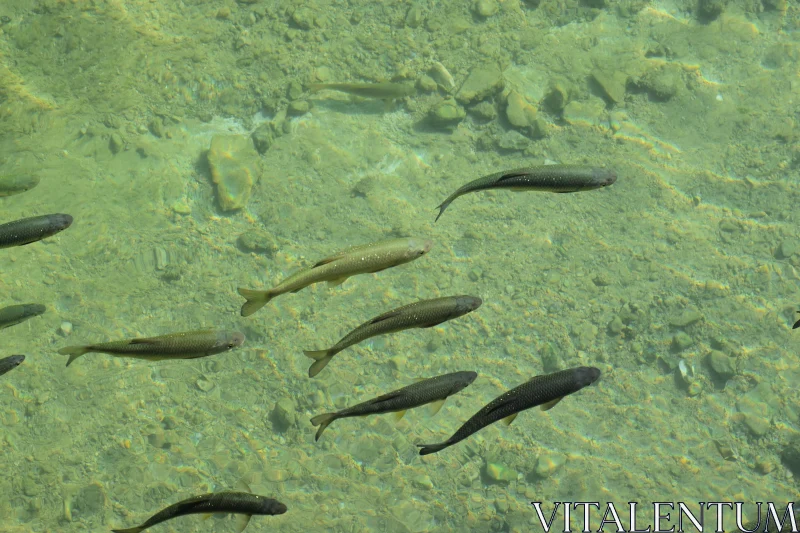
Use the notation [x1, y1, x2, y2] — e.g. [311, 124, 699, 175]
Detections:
[474, 0, 499, 18]
[707, 350, 735, 378]
[591, 70, 627, 104]
[171, 200, 191, 215]
[778, 238, 800, 258]
[426, 338, 442, 353]
[71, 483, 106, 520]
[405, 6, 424, 28]
[417, 75, 438, 93]
[429, 98, 466, 126]
[216, 7, 231, 19]
[271, 398, 296, 432]
[687, 381, 703, 397]
[291, 7, 316, 30]
[147, 429, 166, 448]
[781, 438, 800, 477]
[59, 321, 73, 337]
[195, 375, 214, 392]
[252, 122, 279, 155]
[412, 475, 434, 489]
[608, 316, 624, 335]
[672, 332, 693, 351]
[471, 101, 497, 120]
[109, 132, 124, 154]
[388, 355, 407, 370]
[287, 100, 310, 116]
[237, 229, 277, 256]
[668, 309, 704, 327]
[639, 65, 683, 101]
[149, 117, 165, 138]
[506, 91, 538, 128]
[207, 134, 258, 211]
[533, 452, 566, 478]
[698, 0, 727, 20]
[484, 461, 516, 483]
[456, 64, 504, 104]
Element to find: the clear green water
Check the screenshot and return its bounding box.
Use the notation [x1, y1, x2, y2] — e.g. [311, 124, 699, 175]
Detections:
[1, 1, 798, 532]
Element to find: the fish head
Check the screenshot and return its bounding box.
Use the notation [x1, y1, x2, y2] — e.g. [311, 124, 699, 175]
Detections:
[407, 238, 434, 258]
[258, 497, 287, 515]
[574, 366, 602, 387]
[219, 331, 246, 350]
[592, 168, 617, 188]
[451, 370, 478, 392]
[51, 214, 74, 230]
[454, 295, 483, 314]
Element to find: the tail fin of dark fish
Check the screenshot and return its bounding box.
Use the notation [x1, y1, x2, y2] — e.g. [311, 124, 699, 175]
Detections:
[58, 346, 90, 367]
[434, 201, 451, 223]
[304, 350, 333, 377]
[310, 413, 337, 441]
[238, 288, 271, 317]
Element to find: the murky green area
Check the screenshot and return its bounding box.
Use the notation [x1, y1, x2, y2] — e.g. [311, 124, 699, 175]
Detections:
[1, 0, 798, 532]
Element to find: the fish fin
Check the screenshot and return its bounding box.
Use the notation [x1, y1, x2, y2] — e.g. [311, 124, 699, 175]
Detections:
[393, 410, 407, 421]
[501, 413, 518, 426]
[238, 288, 271, 317]
[494, 171, 533, 184]
[428, 399, 446, 416]
[310, 413, 336, 441]
[419, 319, 447, 328]
[202, 513, 213, 520]
[234, 513, 252, 533]
[368, 309, 403, 324]
[326, 277, 348, 287]
[305, 352, 333, 377]
[434, 201, 451, 223]
[128, 338, 158, 345]
[540, 397, 563, 411]
[417, 442, 449, 456]
[58, 346, 90, 367]
[111, 528, 145, 533]
[235, 478, 252, 493]
[793, 318, 799, 329]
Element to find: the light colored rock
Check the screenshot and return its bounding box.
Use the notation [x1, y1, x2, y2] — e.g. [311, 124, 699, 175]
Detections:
[207, 134, 259, 211]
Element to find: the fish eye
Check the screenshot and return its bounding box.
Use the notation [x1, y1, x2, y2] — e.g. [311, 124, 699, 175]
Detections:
[228, 342, 235, 348]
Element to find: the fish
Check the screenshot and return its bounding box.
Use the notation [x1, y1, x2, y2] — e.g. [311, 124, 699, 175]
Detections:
[793, 311, 799, 329]
[58, 329, 245, 367]
[111, 489, 286, 533]
[434, 164, 617, 222]
[417, 366, 601, 455]
[310, 371, 478, 440]
[0, 174, 40, 197]
[0, 354, 25, 377]
[0, 303, 46, 330]
[0, 213, 73, 249]
[307, 81, 416, 99]
[304, 295, 482, 377]
[238, 237, 432, 317]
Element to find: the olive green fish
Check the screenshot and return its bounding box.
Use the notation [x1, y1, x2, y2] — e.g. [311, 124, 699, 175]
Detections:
[0, 174, 39, 197]
[434, 164, 617, 221]
[112, 489, 286, 533]
[238, 237, 432, 317]
[0, 303, 46, 330]
[0, 213, 73, 249]
[58, 329, 245, 367]
[418, 366, 601, 455]
[304, 295, 482, 377]
[311, 371, 478, 440]
[308, 82, 415, 99]
[0, 355, 25, 377]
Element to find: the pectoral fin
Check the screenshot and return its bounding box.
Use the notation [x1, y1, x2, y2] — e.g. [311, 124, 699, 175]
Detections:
[393, 410, 407, 421]
[540, 397, 563, 411]
[428, 399, 446, 416]
[234, 514, 252, 533]
[326, 277, 348, 287]
[501, 413, 518, 426]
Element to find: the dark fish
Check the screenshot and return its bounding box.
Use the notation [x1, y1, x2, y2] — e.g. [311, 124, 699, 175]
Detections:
[0, 174, 40, 197]
[304, 295, 482, 377]
[58, 329, 245, 367]
[308, 82, 415, 99]
[111, 490, 287, 533]
[310, 371, 478, 440]
[0, 214, 73, 249]
[417, 366, 601, 455]
[239, 237, 432, 317]
[0, 354, 25, 377]
[0, 303, 46, 330]
[434, 164, 617, 221]
[793, 311, 799, 329]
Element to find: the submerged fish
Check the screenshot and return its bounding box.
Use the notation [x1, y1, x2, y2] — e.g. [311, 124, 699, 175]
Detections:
[111, 490, 286, 533]
[308, 82, 415, 99]
[304, 295, 482, 377]
[0, 354, 25, 377]
[238, 237, 432, 317]
[0, 174, 40, 197]
[0, 213, 73, 249]
[793, 311, 799, 329]
[0, 303, 46, 330]
[434, 164, 617, 221]
[311, 371, 478, 440]
[417, 366, 601, 455]
[58, 329, 245, 367]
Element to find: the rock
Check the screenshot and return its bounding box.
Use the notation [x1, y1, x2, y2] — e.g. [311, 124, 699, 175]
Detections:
[698, 0, 727, 20]
[405, 5, 424, 28]
[71, 483, 106, 520]
[456, 64, 504, 104]
[778, 238, 800, 258]
[59, 321, 73, 336]
[287, 100, 310, 116]
[109, 132, 124, 154]
[207, 134, 258, 211]
[639, 65, 683, 101]
[506, 91, 538, 128]
[496, 130, 530, 151]
[270, 398, 296, 432]
[474, 0, 499, 18]
[429, 98, 466, 126]
[671, 332, 693, 351]
[471, 101, 497, 120]
[417, 75, 438, 93]
[252, 121, 280, 154]
[591, 69, 627, 104]
[532, 451, 566, 478]
[781, 438, 800, 477]
[237, 229, 277, 255]
[668, 309, 703, 327]
[736, 383, 776, 436]
[707, 350, 735, 378]
[608, 316, 624, 335]
[484, 460, 516, 483]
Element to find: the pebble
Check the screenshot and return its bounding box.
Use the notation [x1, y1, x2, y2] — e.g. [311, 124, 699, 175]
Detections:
[109, 132, 124, 154]
[59, 321, 73, 337]
[456, 64, 504, 104]
[668, 309, 703, 327]
[271, 398, 296, 432]
[533, 451, 566, 478]
[429, 98, 466, 126]
[237, 229, 277, 256]
[707, 350, 735, 378]
[207, 134, 258, 211]
[474, 0, 499, 18]
[671, 332, 693, 351]
[195, 375, 214, 392]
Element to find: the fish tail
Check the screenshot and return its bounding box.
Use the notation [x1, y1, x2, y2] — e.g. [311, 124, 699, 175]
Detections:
[417, 442, 450, 456]
[238, 288, 272, 317]
[304, 349, 333, 378]
[111, 527, 145, 533]
[57, 346, 90, 367]
[434, 200, 450, 223]
[310, 413, 337, 441]
[307, 83, 324, 93]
